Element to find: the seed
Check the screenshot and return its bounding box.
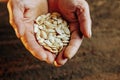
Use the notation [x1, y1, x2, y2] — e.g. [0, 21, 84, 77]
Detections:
[59, 42, 63, 47]
[63, 41, 69, 45]
[62, 37, 70, 41]
[44, 45, 52, 51]
[44, 21, 54, 29]
[41, 31, 47, 39]
[63, 27, 70, 34]
[57, 35, 63, 38]
[63, 20, 67, 26]
[38, 38, 44, 45]
[46, 13, 51, 18]
[47, 29, 55, 33]
[36, 16, 42, 23]
[38, 25, 44, 30]
[52, 12, 61, 17]
[58, 46, 63, 52]
[50, 45, 57, 49]
[57, 19, 63, 24]
[36, 31, 41, 40]
[36, 16, 45, 25]
[44, 40, 52, 47]
[55, 27, 62, 35]
[53, 21, 57, 25]
[34, 12, 70, 54]
[48, 35, 55, 43]
[63, 43, 68, 46]
[34, 24, 39, 33]
[51, 50, 58, 54]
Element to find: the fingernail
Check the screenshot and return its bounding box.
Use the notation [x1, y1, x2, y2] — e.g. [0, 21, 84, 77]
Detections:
[54, 61, 62, 67]
[67, 54, 73, 59]
[63, 53, 71, 60]
[64, 54, 72, 59]
[88, 30, 92, 38]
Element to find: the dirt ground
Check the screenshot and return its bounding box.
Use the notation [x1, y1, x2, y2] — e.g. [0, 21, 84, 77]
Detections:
[0, 0, 120, 80]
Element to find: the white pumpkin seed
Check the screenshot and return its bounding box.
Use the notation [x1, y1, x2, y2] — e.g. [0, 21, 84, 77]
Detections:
[34, 12, 70, 54]
[38, 38, 44, 45]
[44, 21, 54, 29]
[44, 40, 52, 47]
[41, 31, 47, 39]
[63, 27, 70, 34]
[38, 25, 44, 30]
[34, 24, 39, 33]
[57, 19, 62, 24]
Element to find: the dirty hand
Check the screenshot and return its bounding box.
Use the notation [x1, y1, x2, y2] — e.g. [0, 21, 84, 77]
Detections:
[7, 0, 56, 64]
[48, 0, 92, 66]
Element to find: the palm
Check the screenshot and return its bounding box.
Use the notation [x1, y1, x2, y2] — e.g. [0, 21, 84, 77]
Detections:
[23, 0, 83, 65]
[22, 0, 57, 63]
[48, 0, 92, 66]
[58, 0, 84, 58]
[8, 0, 56, 63]
[8, 0, 91, 66]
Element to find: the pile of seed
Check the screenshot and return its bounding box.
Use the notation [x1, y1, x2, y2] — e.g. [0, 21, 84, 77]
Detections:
[34, 12, 70, 54]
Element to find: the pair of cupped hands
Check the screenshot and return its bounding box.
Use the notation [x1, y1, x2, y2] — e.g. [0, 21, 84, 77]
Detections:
[7, 0, 92, 66]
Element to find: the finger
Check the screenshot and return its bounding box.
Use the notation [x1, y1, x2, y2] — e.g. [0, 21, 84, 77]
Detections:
[25, 22, 55, 63]
[64, 31, 83, 59]
[20, 23, 47, 61]
[7, 0, 19, 37]
[76, 0, 92, 38]
[45, 51, 56, 64]
[64, 23, 83, 59]
[54, 48, 68, 67]
[7, 0, 25, 38]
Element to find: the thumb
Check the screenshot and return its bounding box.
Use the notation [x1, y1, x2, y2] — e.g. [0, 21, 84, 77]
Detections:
[7, 0, 25, 38]
[76, 0, 92, 38]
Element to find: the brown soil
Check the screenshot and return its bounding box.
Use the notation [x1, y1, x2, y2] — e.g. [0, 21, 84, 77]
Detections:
[0, 0, 120, 80]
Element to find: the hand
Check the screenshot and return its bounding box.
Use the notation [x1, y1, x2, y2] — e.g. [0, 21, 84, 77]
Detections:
[48, 0, 92, 66]
[7, 0, 56, 64]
